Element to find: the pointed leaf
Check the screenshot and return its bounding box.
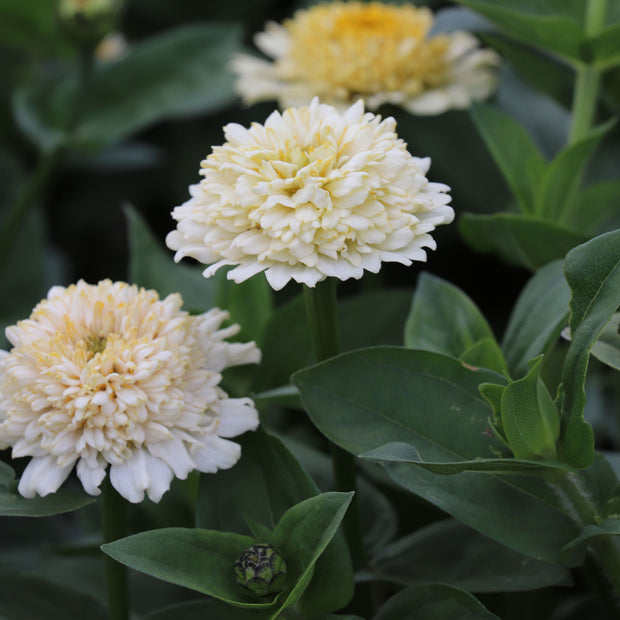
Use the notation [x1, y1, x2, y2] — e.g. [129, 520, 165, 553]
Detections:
[372, 519, 570, 592]
[460, 338, 507, 374]
[74, 23, 242, 150]
[470, 103, 546, 213]
[361, 442, 571, 475]
[293, 347, 582, 563]
[373, 583, 499, 620]
[405, 272, 500, 365]
[501, 357, 560, 460]
[502, 259, 570, 378]
[560, 230, 620, 467]
[562, 519, 620, 553]
[459, 212, 589, 270]
[536, 121, 614, 221]
[102, 529, 271, 608]
[125, 205, 216, 313]
[456, 0, 584, 62]
[271, 492, 354, 616]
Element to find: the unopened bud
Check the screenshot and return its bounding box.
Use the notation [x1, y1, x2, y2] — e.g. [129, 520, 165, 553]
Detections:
[234, 544, 287, 597]
[58, 0, 123, 46]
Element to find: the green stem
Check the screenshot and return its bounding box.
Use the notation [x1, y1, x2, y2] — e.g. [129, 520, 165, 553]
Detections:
[102, 476, 129, 620]
[568, 0, 607, 144]
[553, 472, 620, 604]
[303, 281, 367, 570]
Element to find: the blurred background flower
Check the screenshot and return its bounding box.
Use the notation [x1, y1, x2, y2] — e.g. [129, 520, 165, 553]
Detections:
[232, 1, 500, 114]
[0, 280, 260, 503]
[166, 98, 453, 291]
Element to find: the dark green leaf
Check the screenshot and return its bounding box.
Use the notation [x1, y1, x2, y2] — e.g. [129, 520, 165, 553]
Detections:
[405, 273, 503, 372]
[293, 347, 582, 563]
[0, 462, 93, 517]
[460, 338, 507, 374]
[456, 0, 584, 62]
[501, 357, 560, 460]
[142, 600, 223, 620]
[459, 212, 590, 271]
[361, 442, 571, 475]
[502, 259, 571, 378]
[536, 122, 614, 221]
[560, 231, 620, 467]
[74, 24, 242, 149]
[125, 205, 216, 313]
[562, 519, 620, 553]
[196, 428, 353, 617]
[589, 313, 620, 370]
[102, 528, 271, 607]
[372, 519, 571, 592]
[588, 23, 620, 69]
[0, 570, 106, 620]
[470, 103, 546, 213]
[562, 179, 620, 234]
[271, 492, 353, 616]
[373, 583, 499, 620]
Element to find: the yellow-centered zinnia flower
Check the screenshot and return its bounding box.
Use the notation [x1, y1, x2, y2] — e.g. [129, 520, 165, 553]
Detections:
[0, 280, 260, 503]
[231, 2, 500, 114]
[166, 98, 453, 291]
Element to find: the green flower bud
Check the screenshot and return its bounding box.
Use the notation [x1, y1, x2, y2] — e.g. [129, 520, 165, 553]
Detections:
[234, 544, 287, 597]
[58, 0, 123, 46]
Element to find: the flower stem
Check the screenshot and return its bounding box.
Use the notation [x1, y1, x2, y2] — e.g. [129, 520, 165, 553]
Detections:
[553, 471, 620, 604]
[102, 476, 129, 620]
[568, 0, 607, 144]
[303, 281, 367, 570]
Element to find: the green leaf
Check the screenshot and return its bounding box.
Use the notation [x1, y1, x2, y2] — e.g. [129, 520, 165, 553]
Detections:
[562, 519, 620, 553]
[588, 23, 620, 69]
[102, 529, 271, 608]
[536, 121, 614, 221]
[459, 212, 590, 271]
[271, 492, 353, 616]
[196, 428, 353, 617]
[589, 313, 620, 370]
[460, 338, 507, 374]
[293, 347, 582, 563]
[560, 230, 620, 467]
[142, 600, 223, 620]
[74, 23, 242, 150]
[479, 33, 573, 108]
[372, 519, 570, 592]
[361, 442, 570, 475]
[469, 103, 546, 213]
[456, 0, 584, 63]
[562, 179, 620, 233]
[500, 357, 560, 460]
[214, 274, 273, 346]
[405, 273, 505, 373]
[125, 205, 216, 313]
[0, 570, 106, 620]
[0, 462, 94, 517]
[373, 583, 500, 620]
[502, 259, 571, 378]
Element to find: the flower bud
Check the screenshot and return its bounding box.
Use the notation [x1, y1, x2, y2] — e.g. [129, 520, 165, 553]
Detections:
[234, 544, 287, 597]
[58, 0, 123, 46]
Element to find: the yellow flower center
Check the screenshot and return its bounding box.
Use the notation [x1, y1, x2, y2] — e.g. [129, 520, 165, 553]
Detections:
[86, 335, 108, 355]
[284, 2, 450, 100]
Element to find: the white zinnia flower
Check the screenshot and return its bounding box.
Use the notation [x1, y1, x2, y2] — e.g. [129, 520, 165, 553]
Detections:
[0, 280, 260, 503]
[166, 98, 453, 291]
[231, 2, 500, 115]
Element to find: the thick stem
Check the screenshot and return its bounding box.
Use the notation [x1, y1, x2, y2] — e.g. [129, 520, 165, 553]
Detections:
[553, 472, 620, 605]
[303, 281, 367, 570]
[568, 0, 607, 144]
[102, 476, 129, 620]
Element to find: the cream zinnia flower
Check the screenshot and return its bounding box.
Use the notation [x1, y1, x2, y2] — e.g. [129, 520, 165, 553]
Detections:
[231, 2, 500, 115]
[0, 280, 260, 503]
[166, 98, 453, 291]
